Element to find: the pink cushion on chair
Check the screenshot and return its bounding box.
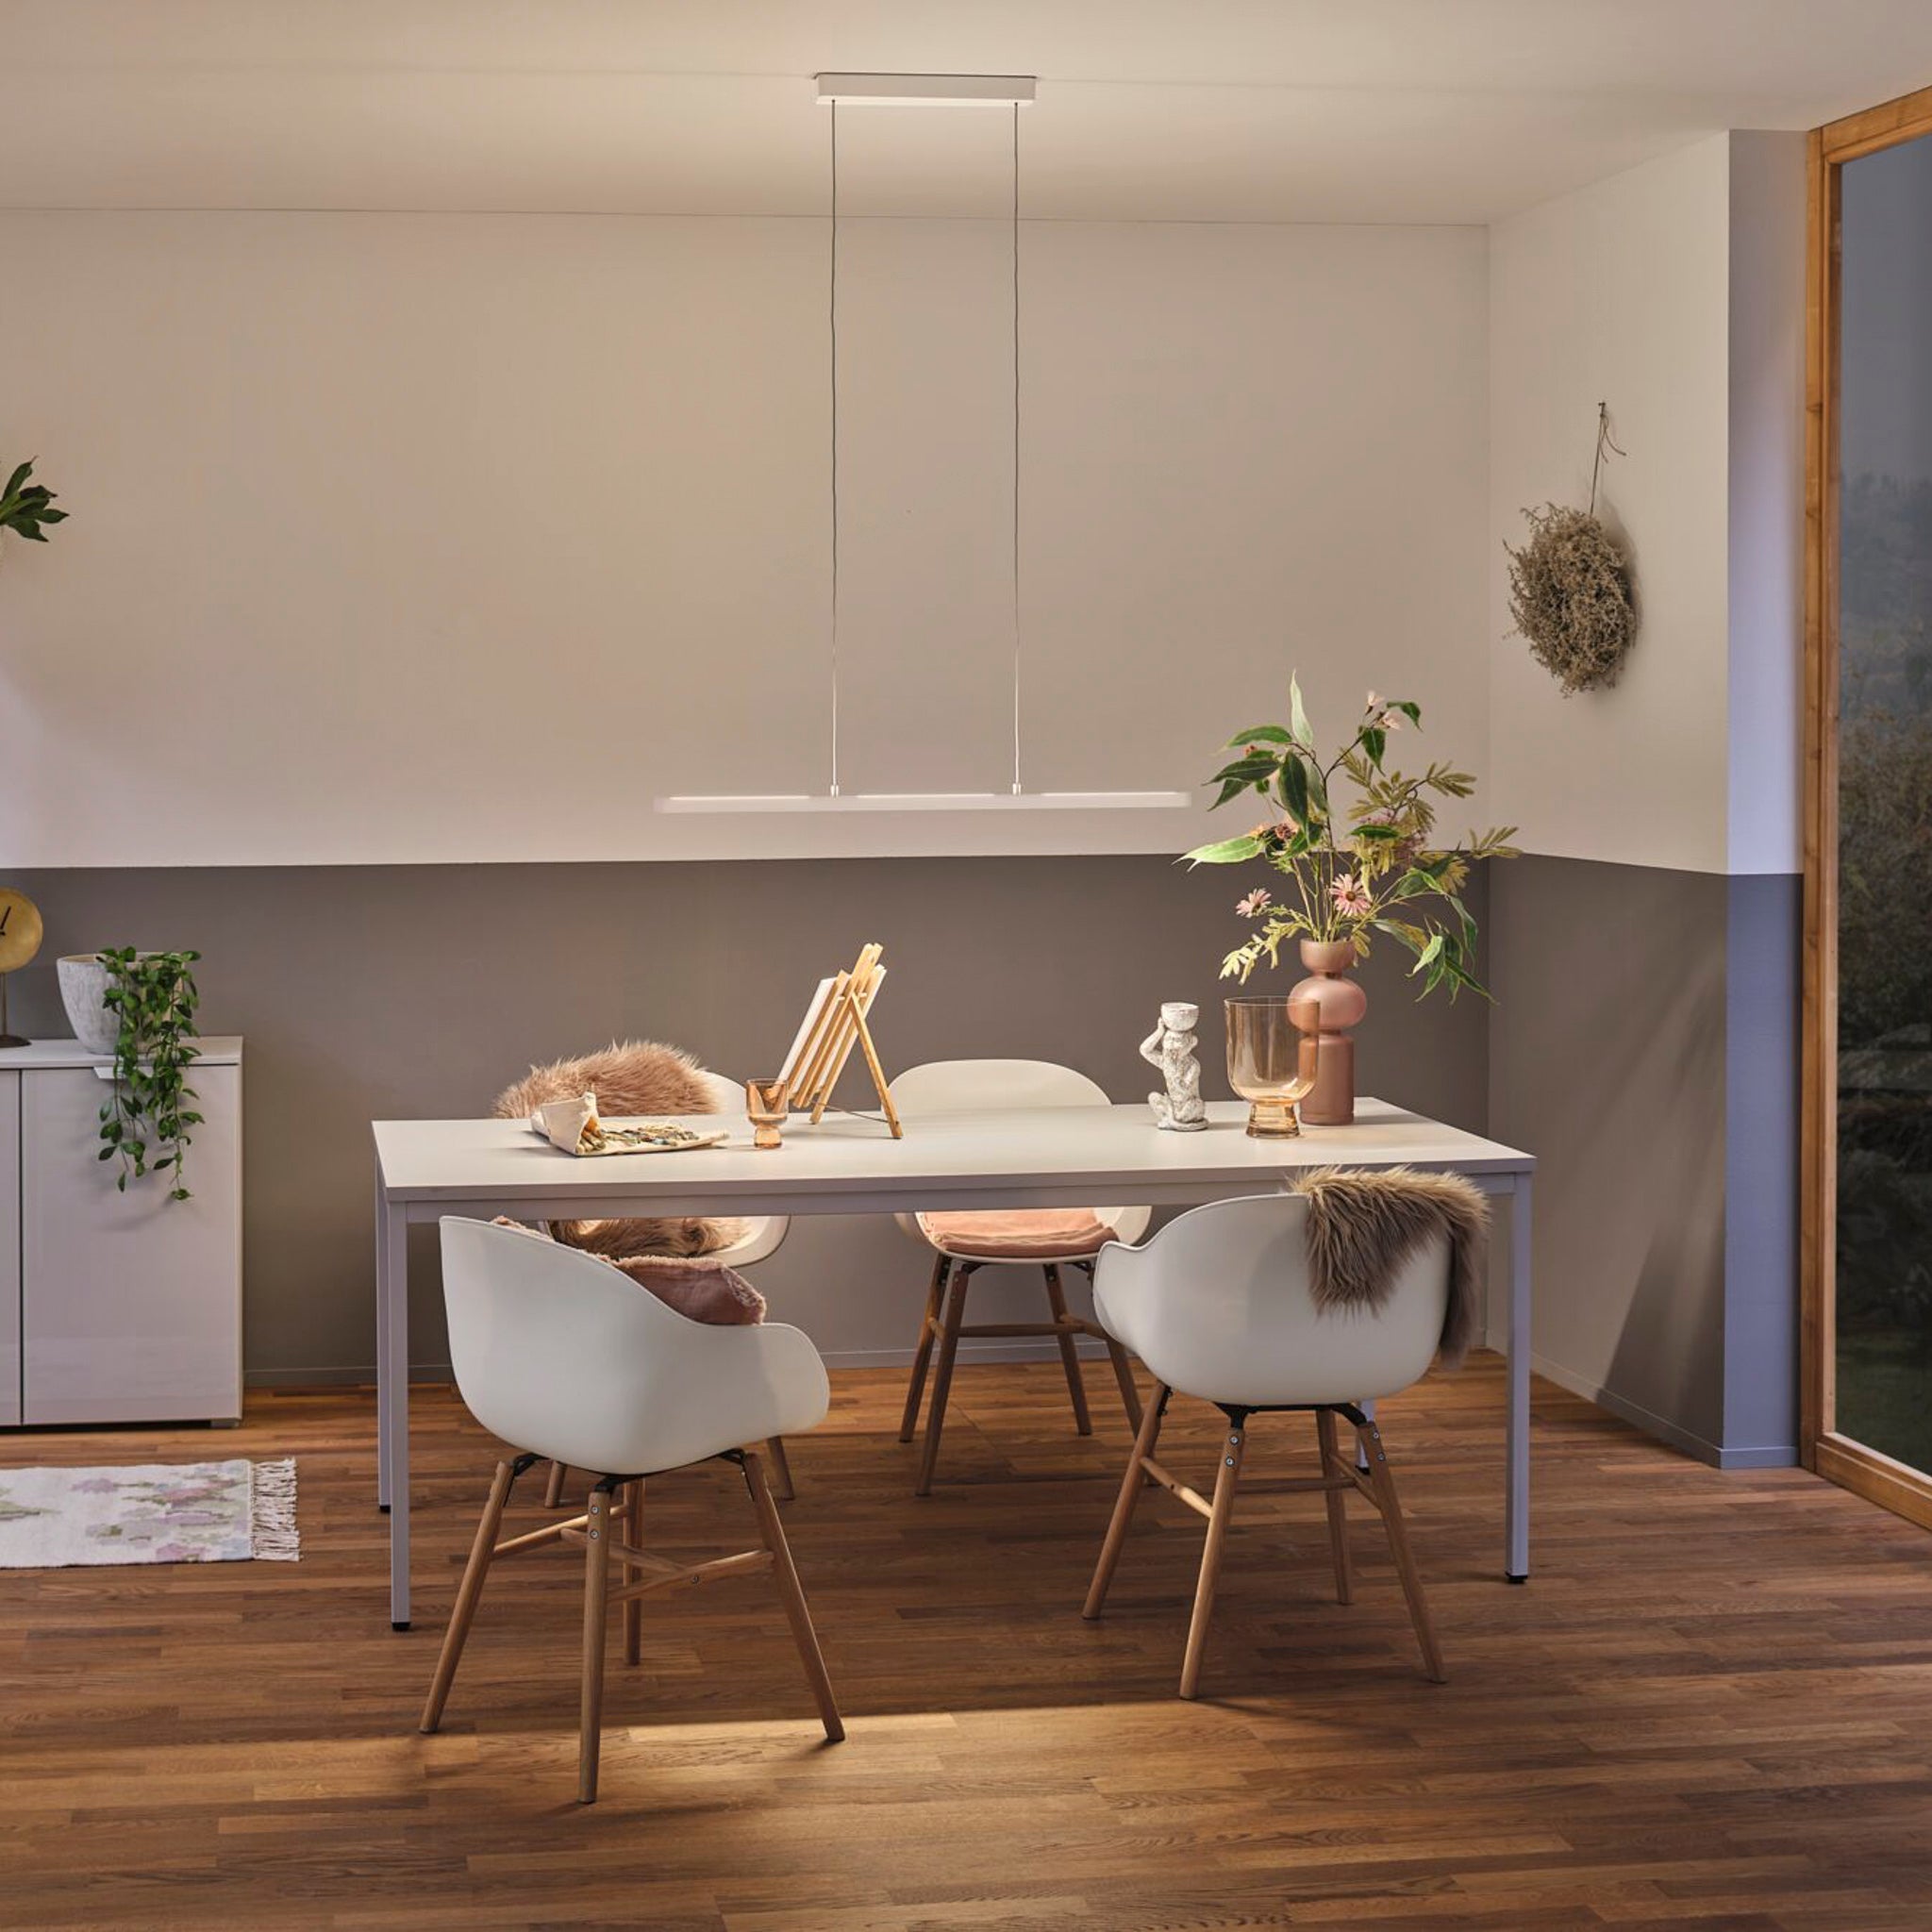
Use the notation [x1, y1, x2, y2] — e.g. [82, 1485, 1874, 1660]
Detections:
[490, 1217, 766, 1324]
[917, 1208, 1115, 1260]
[608, 1255, 767, 1326]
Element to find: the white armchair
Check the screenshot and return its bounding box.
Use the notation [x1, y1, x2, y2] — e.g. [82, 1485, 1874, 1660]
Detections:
[538, 1068, 795, 1505]
[1082, 1192, 1449, 1698]
[419, 1217, 843, 1804]
[889, 1059, 1149, 1493]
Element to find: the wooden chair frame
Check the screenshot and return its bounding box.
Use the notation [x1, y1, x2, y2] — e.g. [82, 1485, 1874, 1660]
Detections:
[421, 1445, 842, 1803]
[1082, 1387, 1444, 1698]
[543, 1434, 793, 1509]
[899, 1252, 1143, 1494]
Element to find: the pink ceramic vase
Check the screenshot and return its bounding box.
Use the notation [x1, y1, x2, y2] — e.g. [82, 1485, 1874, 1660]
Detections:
[1290, 939, 1367, 1125]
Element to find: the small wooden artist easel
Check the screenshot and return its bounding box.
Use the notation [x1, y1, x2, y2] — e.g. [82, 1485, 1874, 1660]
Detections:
[776, 942, 903, 1138]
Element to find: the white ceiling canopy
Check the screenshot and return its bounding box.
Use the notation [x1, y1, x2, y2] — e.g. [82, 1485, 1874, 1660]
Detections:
[2, 0, 1930, 224]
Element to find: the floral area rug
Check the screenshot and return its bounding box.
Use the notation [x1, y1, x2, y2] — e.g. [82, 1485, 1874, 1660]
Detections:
[0, 1458, 297, 1567]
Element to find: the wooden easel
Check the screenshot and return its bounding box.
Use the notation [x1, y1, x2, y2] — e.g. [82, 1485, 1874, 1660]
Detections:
[777, 943, 903, 1138]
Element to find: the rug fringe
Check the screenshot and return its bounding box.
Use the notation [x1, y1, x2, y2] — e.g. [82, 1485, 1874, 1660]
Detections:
[250, 1458, 300, 1562]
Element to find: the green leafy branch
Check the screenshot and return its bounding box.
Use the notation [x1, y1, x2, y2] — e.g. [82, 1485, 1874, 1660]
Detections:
[95, 949, 204, 1200]
[0, 460, 68, 548]
[1184, 674, 1517, 998]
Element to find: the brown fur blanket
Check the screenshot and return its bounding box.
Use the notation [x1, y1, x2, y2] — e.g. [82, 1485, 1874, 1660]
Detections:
[1292, 1167, 1488, 1368]
[493, 1041, 752, 1259]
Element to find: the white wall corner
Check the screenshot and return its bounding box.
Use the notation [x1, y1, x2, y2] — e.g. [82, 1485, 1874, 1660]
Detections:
[1724, 130, 1808, 878]
[1486, 134, 1734, 874]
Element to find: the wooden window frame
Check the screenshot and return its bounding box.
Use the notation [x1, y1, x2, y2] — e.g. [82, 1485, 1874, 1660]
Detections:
[1802, 83, 1932, 1529]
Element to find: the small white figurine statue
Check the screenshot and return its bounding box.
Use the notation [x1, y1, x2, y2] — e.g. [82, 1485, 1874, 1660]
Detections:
[1141, 1001, 1208, 1132]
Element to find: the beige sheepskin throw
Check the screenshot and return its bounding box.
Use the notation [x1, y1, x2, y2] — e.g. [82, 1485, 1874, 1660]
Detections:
[492, 1041, 751, 1260]
[1292, 1167, 1489, 1369]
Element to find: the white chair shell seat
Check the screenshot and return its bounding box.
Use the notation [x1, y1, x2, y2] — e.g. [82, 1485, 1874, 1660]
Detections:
[440, 1217, 828, 1479]
[887, 1058, 1149, 1491]
[1094, 1193, 1447, 1410]
[424, 1214, 842, 1804]
[1083, 1191, 1453, 1697]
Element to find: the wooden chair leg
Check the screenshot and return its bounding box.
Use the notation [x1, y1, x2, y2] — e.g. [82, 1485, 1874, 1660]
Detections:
[1315, 1409, 1354, 1606]
[1074, 1257, 1143, 1432]
[1179, 1417, 1248, 1700]
[915, 1262, 973, 1496]
[1041, 1264, 1093, 1436]
[743, 1450, 844, 1742]
[898, 1254, 951, 1442]
[577, 1482, 616, 1804]
[621, 1479, 644, 1667]
[543, 1460, 568, 1509]
[420, 1457, 516, 1734]
[1083, 1382, 1169, 1619]
[764, 1436, 795, 1503]
[1357, 1419, 1445, 1684]
[1102, 1336, 1143, 1432]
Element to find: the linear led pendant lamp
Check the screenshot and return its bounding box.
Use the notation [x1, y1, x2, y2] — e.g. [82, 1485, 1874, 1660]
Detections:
[655, 73, 1191, 816]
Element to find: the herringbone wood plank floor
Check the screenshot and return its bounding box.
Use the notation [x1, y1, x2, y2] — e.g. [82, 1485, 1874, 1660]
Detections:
[4, 1357, 1932, 1930]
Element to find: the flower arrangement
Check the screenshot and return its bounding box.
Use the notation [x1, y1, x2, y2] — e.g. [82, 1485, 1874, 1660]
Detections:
[1185, 676, 1517, 996]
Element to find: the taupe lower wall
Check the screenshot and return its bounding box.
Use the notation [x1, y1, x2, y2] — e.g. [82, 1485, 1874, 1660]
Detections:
[7, 857, 1491, 1380]
[1488, 854, 1798, 1466]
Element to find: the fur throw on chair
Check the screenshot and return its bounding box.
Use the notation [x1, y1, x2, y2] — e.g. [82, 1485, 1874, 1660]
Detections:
[492, 1041, 752, 1259]
[1292, 1167, 1489, 1369]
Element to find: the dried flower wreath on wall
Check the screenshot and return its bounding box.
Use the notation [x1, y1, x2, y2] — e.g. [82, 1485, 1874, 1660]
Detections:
[1505, 405, 1637, 695]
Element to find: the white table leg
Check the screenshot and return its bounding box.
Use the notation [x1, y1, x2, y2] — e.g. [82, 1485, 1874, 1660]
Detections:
[382, 1195, 412, 1629]
[375, 1168, 391, 1511]
[1506, 1174, 1532, 1582]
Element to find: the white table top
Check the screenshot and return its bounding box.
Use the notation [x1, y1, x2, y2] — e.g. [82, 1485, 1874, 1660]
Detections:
[373, 1098, 1531, 1217]
[0, 1036, 242, 1070]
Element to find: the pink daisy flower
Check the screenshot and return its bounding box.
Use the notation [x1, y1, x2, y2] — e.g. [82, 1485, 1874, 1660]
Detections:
[1236, 888, 1272, 918]
[1330, 873, 1373, 919]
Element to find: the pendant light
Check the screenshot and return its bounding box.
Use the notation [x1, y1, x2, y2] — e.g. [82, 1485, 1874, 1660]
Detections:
[657, 75, 1191, 814]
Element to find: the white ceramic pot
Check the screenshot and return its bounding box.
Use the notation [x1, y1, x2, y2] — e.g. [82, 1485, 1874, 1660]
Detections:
[57, 954, 119, 1056]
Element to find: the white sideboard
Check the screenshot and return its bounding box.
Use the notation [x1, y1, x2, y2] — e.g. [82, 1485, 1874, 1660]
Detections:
[1, 1038, 242, 1426]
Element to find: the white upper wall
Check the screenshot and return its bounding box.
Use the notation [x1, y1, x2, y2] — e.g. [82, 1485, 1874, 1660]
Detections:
[5, 1, 1929, 225]
[1488, 131, 1805, 876]
[1725, 131, 1807, 878]
[0, 211, 1490, 866]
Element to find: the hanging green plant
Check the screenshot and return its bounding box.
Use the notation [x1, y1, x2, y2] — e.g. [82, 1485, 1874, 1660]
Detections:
[0, 459, 68, 552]
[95, 949, 204, 1201]
[1504, 405, 1636, 695]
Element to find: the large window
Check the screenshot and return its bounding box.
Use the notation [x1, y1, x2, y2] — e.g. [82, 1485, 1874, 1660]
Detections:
[1807, 87, 1932, 1525]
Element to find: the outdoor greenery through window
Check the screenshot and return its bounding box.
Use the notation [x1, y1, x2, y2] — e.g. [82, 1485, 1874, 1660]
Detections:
[1835, 125, 1932, 1474]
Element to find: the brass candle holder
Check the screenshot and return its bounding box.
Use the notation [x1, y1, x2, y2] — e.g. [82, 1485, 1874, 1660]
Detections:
[745, 1078, 790, 1151]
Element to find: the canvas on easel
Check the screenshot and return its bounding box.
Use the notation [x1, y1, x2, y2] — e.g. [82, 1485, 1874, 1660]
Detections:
[775, 942, 903, 1137]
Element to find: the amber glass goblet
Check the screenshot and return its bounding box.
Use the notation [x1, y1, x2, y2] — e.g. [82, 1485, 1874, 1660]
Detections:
[745, 1078, 790, 1151]
[1224, 995, 1321, 1138]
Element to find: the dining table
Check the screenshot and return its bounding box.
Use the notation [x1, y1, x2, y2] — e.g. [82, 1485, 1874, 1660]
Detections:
[372, 1096, 1535, 1629]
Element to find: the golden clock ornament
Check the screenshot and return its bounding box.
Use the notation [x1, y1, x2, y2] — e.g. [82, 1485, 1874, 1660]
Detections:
[0, 887, 45, 1047]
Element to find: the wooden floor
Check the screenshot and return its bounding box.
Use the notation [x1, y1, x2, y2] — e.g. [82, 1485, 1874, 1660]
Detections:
[5, 1358, 1932, 1930]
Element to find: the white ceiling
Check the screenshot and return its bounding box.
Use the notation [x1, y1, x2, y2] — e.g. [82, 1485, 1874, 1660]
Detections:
[4, 0, 1931, 224]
